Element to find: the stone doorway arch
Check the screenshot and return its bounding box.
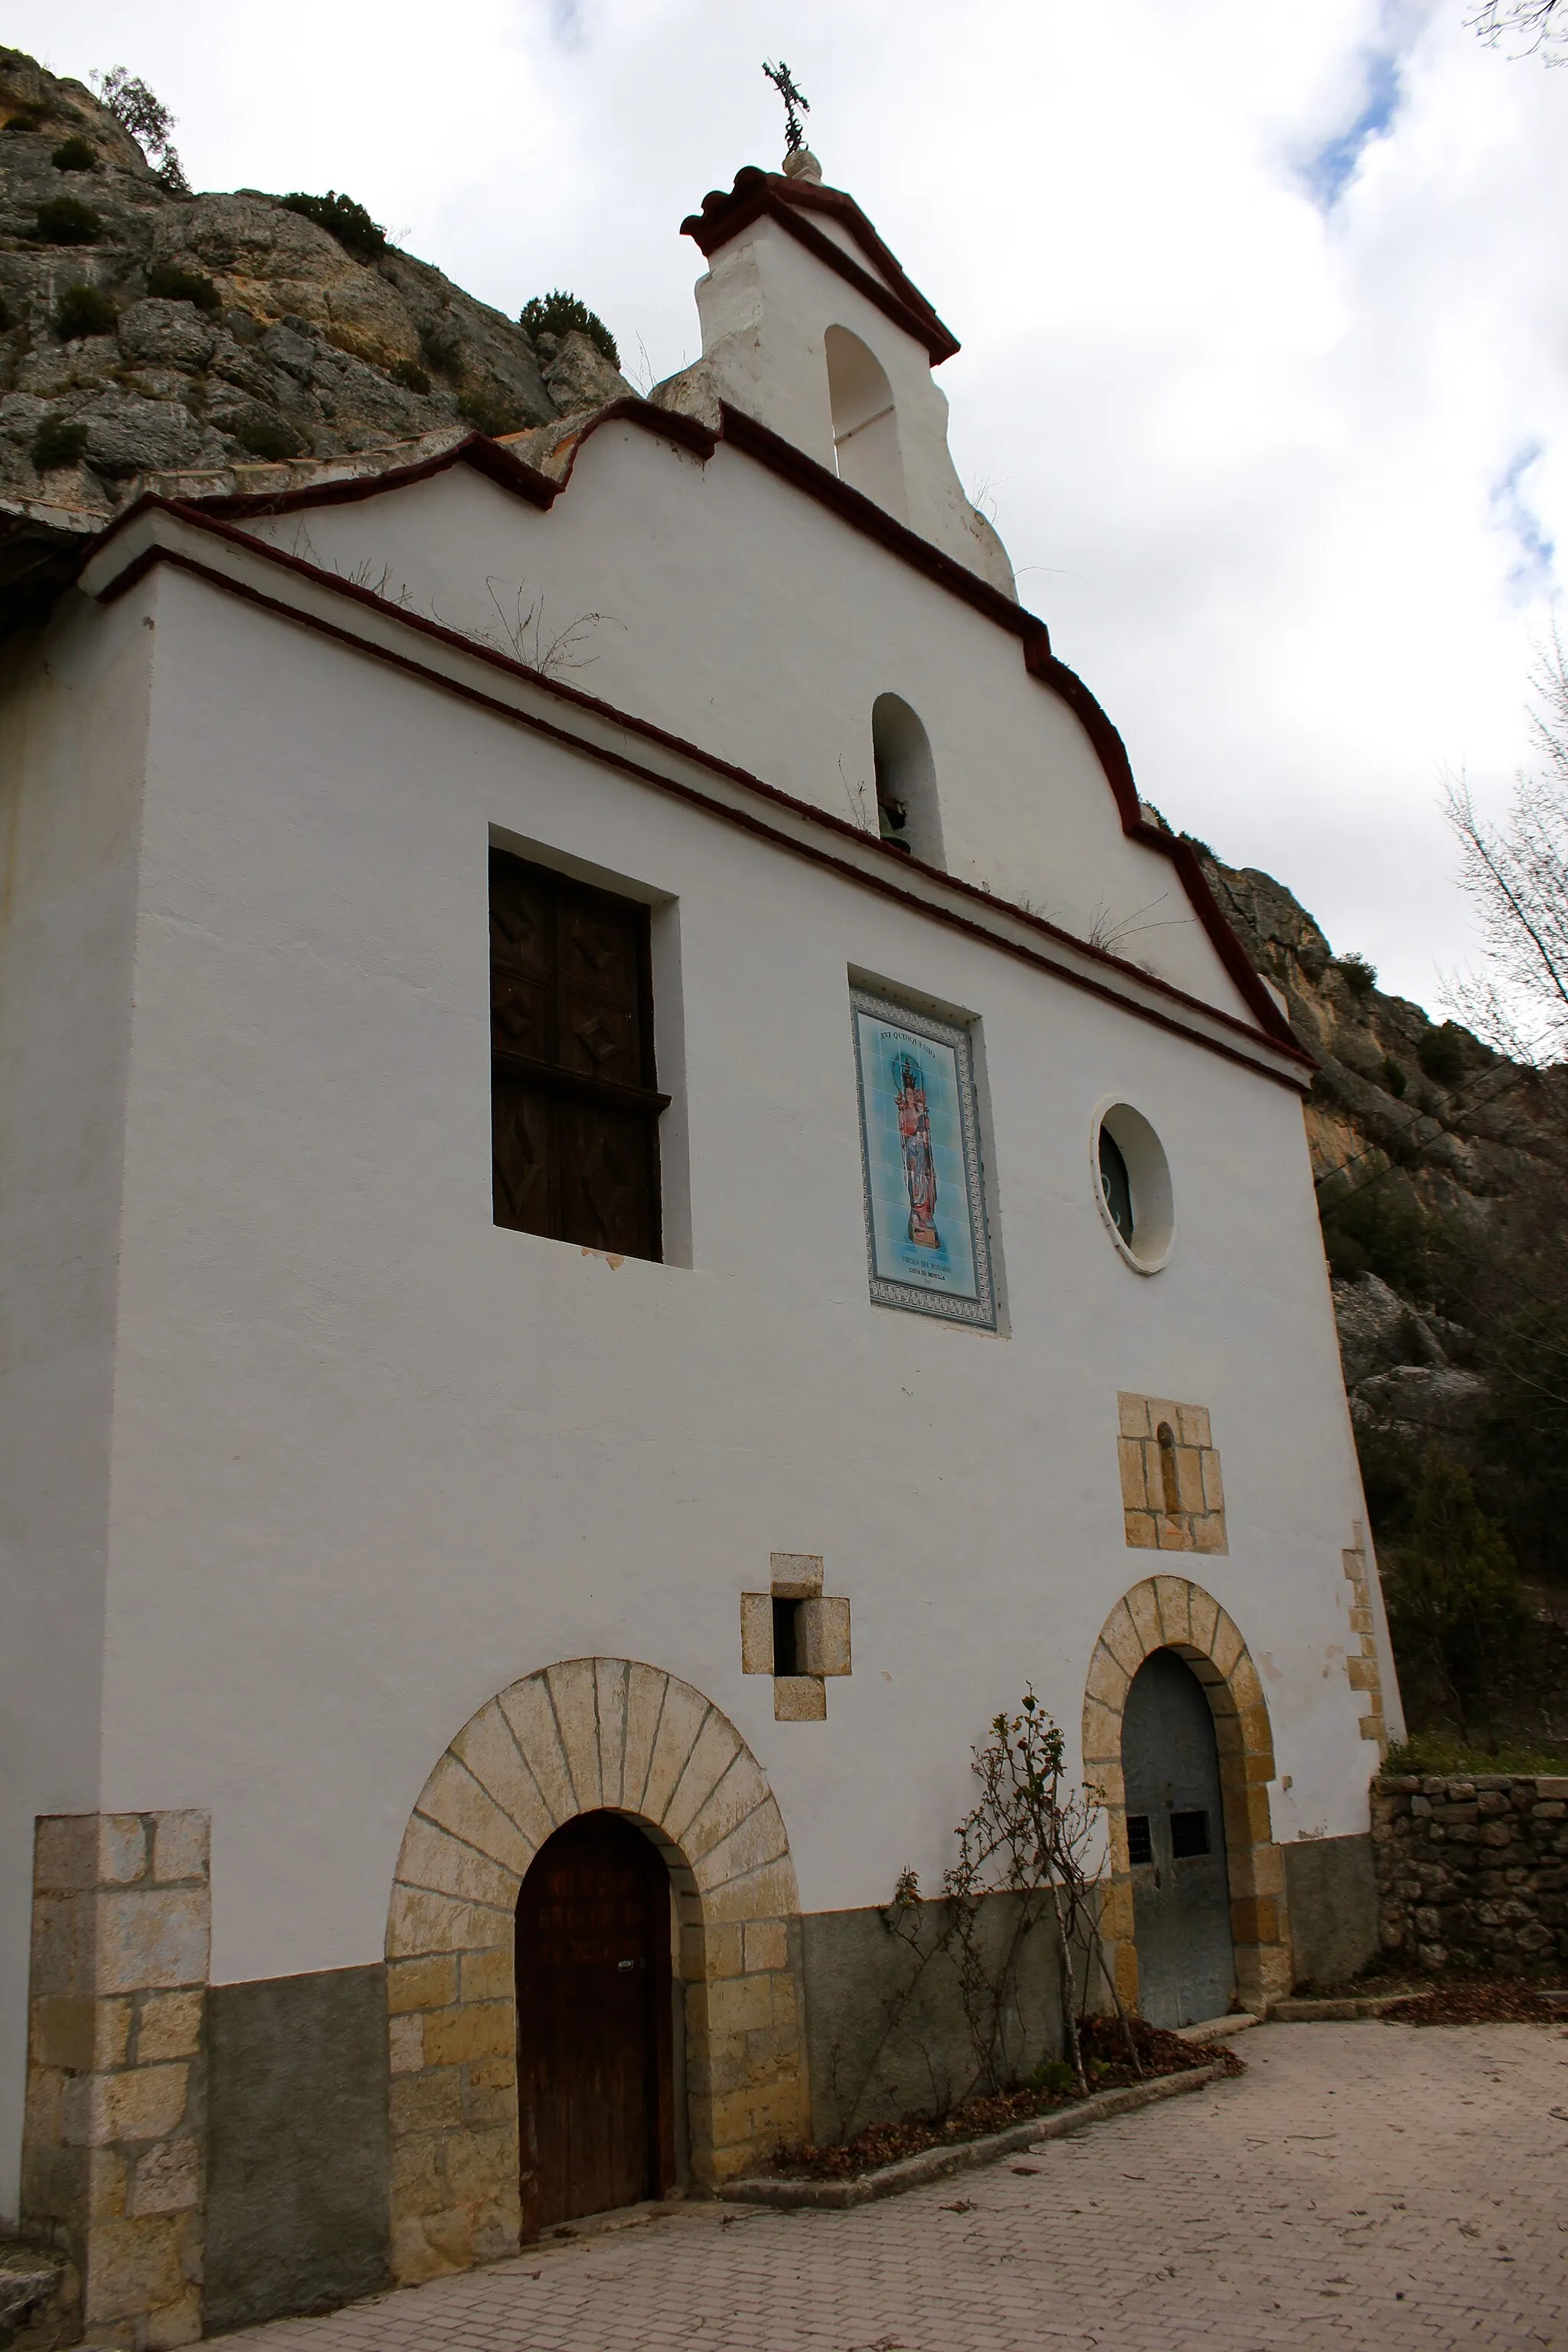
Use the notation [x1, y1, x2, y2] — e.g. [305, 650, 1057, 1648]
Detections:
[1083, 1577, 1291, 2017]
[384, 1658, 807, 2282]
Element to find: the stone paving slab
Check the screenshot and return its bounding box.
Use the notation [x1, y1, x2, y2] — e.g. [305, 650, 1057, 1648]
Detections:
[717, 2060, 1220, 2207]
[215, 2021, 1568, 2351]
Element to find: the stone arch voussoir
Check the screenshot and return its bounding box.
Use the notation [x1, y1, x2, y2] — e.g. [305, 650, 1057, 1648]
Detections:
[384, 1659, 806, 2284]
[1083, 1577, 1290, 2018]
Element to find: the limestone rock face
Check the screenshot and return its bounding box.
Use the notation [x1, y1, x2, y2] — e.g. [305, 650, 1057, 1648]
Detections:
[537, 329, 629, 418]
[0, 45, 632, 516]
[1192, 838, 1568, 1476]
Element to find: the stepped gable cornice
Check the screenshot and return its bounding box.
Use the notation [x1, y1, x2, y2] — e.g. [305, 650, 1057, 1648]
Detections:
[681, 168, 960, 365]
[43, 404, 1306, 1067]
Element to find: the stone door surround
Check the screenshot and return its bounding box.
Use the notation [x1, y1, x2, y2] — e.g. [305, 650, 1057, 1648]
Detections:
[1083, 1576, 1291, 2016]
[385, 1658, 809, 2284]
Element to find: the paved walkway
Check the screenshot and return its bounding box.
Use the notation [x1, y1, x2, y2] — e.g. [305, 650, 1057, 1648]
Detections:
[217, 2021, 1568, 2351]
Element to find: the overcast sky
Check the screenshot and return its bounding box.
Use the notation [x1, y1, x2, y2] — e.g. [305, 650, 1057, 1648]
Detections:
[21, 1, 1568, 1011]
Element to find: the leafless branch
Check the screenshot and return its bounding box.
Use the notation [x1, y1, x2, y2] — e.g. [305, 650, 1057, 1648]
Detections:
[466, 578, 622, 678]
[1468, 0, 1567, 60]
[1441, 630, 1568, 1065]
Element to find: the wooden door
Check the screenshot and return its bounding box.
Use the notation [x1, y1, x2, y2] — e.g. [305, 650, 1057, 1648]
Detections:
[1122, 1648, 1235, 2027]
[515, 1813, 674, 2239]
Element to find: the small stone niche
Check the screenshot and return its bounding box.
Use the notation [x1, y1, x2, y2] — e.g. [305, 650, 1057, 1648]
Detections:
[1116, 1393, 1227, 1553]
[742, 1553, 851, 1720]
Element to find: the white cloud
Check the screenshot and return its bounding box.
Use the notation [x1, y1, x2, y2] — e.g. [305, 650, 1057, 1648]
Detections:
[15, 0, 1567, 1008]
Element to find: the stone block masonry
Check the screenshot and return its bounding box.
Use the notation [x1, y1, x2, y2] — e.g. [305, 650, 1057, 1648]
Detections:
[384, 1661, 810, 2285]
[1373, 1773, 1568, 1975]
[1341, 1526, 1388, 1751]
[1116, 1394, 1227, 1554]
[23, 1813, 211, 2349]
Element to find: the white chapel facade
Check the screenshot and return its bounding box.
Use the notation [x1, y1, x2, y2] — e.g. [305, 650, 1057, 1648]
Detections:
[1, 150, 1399, 2344]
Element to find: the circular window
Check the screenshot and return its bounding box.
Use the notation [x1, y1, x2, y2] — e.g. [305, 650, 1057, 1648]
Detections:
[1092, 1102, 1174, 1272]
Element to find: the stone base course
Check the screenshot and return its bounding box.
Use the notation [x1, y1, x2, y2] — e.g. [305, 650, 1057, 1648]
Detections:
[206, 2020, 1568, 2352]
[1374, 1770, 1568, 1973]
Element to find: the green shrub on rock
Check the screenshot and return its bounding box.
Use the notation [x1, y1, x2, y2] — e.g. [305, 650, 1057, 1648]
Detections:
[51, 136, 96, 170]
[518, 289, 619, 370]
[1319, 1168, 1434, 1295]
[31, 413, 89, 472]
[145, 260, 220, 312]
[457, 389, 524, 439]
[1417, 1024, 1467, 1086]
[1382, 1449, 1527, 1747]
[230, 413, 304, 461]
[279, 191, 387, 259]
[1333, 951, 1377, 998]
[34, 194, 103, 243]
[390, 357, 431, 394]
[55, 283, 117, 340]
[418, 321, 462, 379]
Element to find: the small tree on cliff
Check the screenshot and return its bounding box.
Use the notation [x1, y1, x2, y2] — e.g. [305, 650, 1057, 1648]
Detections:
[1445, 629, 1568, 1064]
[90, 67, 189, 191]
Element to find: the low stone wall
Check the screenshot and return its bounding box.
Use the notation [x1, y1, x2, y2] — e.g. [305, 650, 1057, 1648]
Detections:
[1373, 1773, 1568, 1975]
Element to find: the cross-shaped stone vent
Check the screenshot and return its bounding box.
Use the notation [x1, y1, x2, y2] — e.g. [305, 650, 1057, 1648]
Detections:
[741, 1554, 851, 1720]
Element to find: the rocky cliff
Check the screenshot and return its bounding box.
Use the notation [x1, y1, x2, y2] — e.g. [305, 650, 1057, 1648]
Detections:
[0, 47, 630, 518]
[1191, 835, 1568, 1645]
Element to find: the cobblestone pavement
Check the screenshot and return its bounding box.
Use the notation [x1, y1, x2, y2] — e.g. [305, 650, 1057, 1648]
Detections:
[218, 2022, 1568, 2351]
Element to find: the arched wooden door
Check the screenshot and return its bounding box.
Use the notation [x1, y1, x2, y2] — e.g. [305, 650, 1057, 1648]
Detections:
[515, 1812, 675, 2239]
[1122, 1648, 1234, 2027]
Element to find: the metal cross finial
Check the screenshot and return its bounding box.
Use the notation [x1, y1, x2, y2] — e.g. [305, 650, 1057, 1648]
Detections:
[762, 58, 811, 154]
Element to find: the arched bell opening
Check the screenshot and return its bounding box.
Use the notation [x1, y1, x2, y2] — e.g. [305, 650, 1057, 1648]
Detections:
[871, 692, 944, 867]
[826, 325, 906, 517]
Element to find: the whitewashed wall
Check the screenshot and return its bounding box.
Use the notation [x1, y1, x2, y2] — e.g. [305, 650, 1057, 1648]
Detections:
[688, 212, 1011, 590]
[248, 436, 1253, 1014]
[0, 599, 151, 2218]
[1, 412, 1392, 2212]
[83, 545, 1374, 1971]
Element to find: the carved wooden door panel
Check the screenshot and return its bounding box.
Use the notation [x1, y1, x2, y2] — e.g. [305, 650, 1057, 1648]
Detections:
[514, 1813, 674, 2240]
[1122, 1649, 1234, 2027]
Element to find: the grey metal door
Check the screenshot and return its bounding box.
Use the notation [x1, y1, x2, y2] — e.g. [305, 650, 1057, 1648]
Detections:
[1122, 1648, 1234, 2026]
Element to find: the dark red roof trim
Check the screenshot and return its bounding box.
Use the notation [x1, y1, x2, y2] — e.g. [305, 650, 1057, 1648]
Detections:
[185, 406, 717, 524]
[720, 403, 1031, 632]
[702, 406, 1299, 1052]
[87, 493, 1307, 1080]
[83, 390, 1302, 1062]
[93, 518, 1307, 1091]
[681, 168, 960, 364]
[192, 430, 559, 522]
